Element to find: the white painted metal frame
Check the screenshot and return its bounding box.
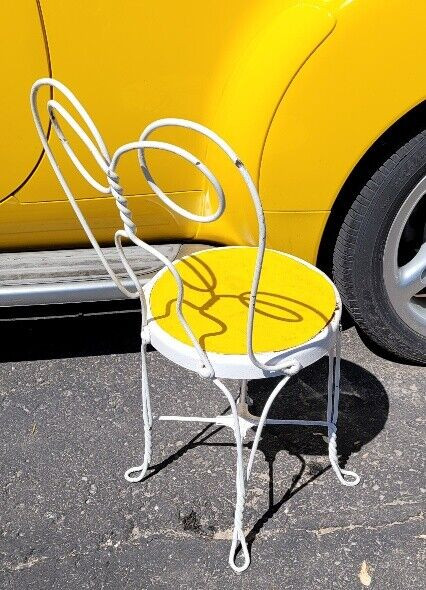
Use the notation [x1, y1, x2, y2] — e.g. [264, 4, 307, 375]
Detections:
[31, 78, 360, 574]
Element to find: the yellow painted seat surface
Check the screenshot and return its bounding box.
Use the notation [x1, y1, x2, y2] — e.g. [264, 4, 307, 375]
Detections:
[149, 247, 336, 355]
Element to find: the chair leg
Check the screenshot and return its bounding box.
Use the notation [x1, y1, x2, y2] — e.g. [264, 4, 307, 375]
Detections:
[125, 333, 358, 570]
[213, 379, 250, 573]
[327, 327, 360, 487]
[124, 339, 153, 482]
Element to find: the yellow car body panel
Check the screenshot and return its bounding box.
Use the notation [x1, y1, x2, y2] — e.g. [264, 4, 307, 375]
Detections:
[260, 0, 426, 212]
[0, 2, 49, 198]
[1, 0, 425, 262]
[0, 192, 200, 250]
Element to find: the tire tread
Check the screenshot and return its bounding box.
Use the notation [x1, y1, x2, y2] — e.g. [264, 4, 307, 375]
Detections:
[333, 130, 426, 363]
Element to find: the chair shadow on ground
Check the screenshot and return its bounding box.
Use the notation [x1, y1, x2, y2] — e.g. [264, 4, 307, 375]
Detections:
[242, 358, 389, 550]
[142, 356, 389, 556]
[1, 310, 389, 559]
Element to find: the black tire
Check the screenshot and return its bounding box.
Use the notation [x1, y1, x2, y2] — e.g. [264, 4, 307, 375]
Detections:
[333, 130, 426, 364]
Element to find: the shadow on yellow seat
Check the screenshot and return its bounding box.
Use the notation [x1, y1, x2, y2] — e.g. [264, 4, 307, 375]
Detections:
[149, 246, 336, 354]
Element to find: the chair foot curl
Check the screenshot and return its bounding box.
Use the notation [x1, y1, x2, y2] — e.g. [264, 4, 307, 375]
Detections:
[31, 78, 360, 574]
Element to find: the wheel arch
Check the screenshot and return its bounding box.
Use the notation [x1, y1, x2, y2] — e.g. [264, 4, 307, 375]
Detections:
[317, 100, 426, 276]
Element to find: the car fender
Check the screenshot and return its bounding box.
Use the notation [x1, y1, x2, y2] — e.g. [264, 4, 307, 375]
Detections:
[196, 2, 336, 247]
[258, 0, 426, 256]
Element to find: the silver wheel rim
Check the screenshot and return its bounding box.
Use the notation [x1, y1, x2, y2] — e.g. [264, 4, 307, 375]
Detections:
[383, 175, 426, 337]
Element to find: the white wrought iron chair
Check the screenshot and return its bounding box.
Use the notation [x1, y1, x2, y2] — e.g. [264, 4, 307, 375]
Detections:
[31, 78, 360, 573]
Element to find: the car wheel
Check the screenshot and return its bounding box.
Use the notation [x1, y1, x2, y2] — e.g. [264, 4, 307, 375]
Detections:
[333, 130, 426, 364]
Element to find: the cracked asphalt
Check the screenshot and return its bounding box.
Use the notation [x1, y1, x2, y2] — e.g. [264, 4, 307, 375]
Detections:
[0, 308, 424, 589]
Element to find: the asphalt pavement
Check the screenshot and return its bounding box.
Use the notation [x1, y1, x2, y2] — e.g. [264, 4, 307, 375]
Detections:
[0, 308, 424, 589]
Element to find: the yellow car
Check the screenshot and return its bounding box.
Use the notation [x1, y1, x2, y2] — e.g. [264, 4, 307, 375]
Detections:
[0, 0, 425, 363]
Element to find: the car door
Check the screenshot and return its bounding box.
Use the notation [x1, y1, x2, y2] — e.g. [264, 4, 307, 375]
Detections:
[0, 1, 50, 200]
[11, 0, 227, 248]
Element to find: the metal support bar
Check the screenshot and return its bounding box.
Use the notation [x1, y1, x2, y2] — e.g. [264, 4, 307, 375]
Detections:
[158, 413, 331, 434]
[158, 415, 217, 424]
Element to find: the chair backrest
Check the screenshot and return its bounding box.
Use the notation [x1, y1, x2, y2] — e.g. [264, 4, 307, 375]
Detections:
[31, 78, 298, 377]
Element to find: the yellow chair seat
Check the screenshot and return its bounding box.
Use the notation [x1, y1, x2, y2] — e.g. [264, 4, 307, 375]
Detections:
[149, 246, 337, 355]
